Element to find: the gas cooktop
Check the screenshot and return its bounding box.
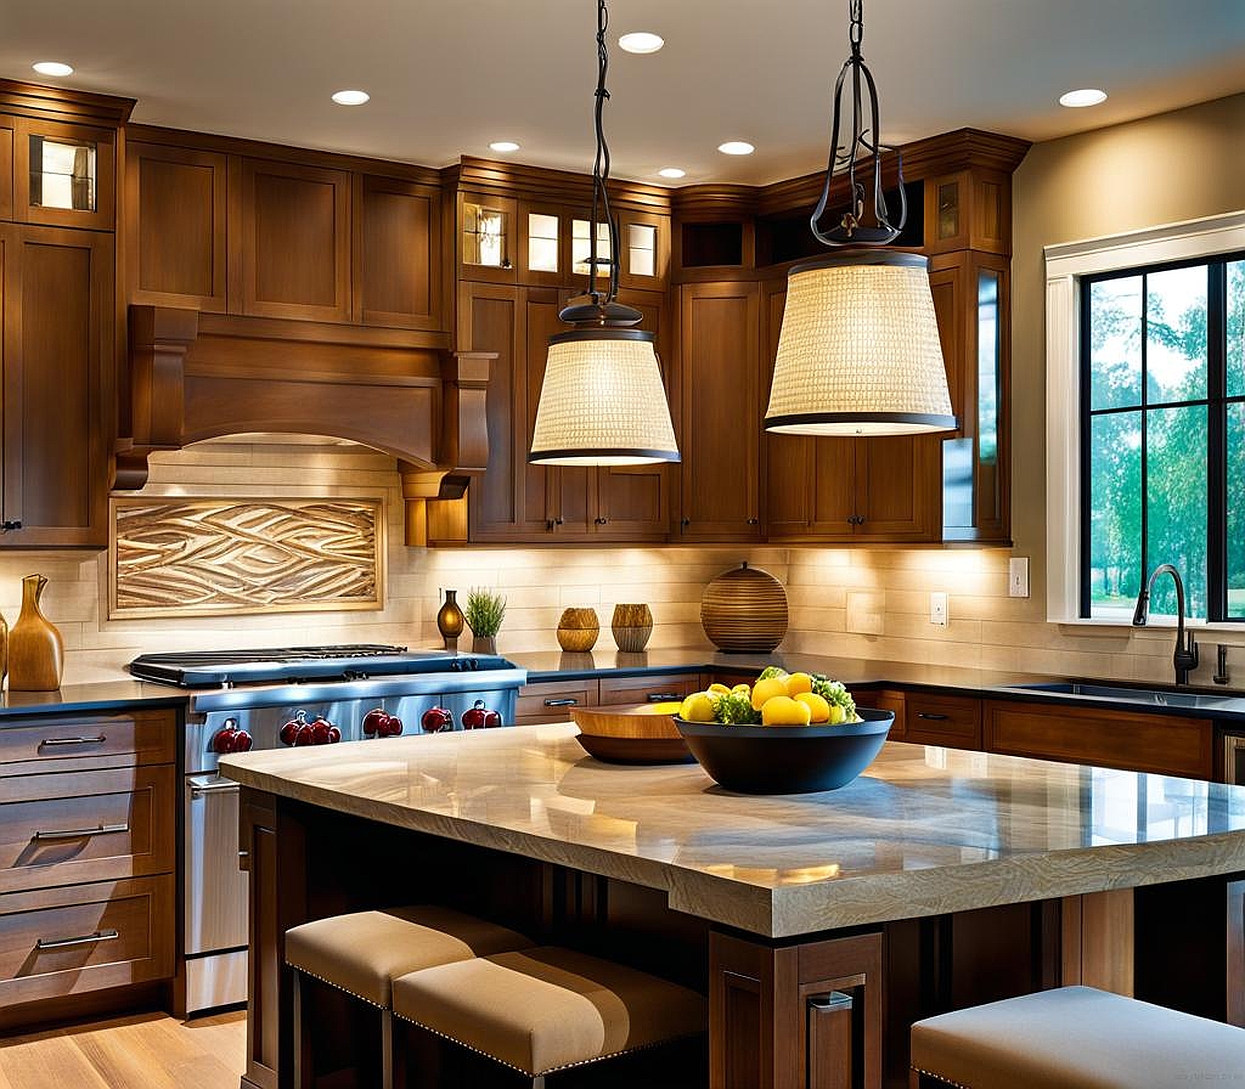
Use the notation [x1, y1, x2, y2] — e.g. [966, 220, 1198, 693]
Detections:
[129, 644, 511, 688]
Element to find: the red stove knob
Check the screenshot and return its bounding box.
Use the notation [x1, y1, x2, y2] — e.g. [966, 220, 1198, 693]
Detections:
[462, 700, 502, 729]
[280, 710, 308, 746]
[231, 729, 253, 752]
[212, 718, 240, 753]
[421, 707, 452, 734]
[311, 716, 333, 745]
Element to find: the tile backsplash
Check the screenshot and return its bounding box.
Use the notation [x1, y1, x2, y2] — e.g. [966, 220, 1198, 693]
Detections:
[0, 437, 1238, 687]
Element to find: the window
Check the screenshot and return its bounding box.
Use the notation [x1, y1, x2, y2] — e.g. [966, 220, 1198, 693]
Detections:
[1080, 253, 1245, 620]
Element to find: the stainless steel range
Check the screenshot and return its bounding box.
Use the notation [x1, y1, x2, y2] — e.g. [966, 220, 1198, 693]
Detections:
[128, 643, 527, 1014]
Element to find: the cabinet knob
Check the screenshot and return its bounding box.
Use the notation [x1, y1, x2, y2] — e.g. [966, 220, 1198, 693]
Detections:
[546, 518, 564, 531]
[595, 517, 609, 525]
[1, 520, 22, 533]
[746, 518, 759, 526]
[681, 518, 691, 528]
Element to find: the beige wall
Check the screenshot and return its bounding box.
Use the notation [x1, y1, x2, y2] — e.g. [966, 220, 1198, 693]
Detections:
[7, 94, 1245, 689]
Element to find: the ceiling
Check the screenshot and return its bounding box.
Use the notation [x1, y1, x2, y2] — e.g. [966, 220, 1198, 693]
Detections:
[2, 0, 1244, 186]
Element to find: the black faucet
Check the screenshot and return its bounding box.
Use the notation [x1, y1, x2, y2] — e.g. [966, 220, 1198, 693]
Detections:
[1132, 564, 1199, 685]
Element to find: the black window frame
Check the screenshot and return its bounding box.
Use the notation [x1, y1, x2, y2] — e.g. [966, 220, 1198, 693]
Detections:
[1079, 249, 1244, 621]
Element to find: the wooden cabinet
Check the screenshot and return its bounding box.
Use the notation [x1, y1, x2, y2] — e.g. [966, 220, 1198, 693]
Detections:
[355, 174, 442, 330]
[0, 706, 177, 1027]
[598, 673, 704, 705]
[515, 679, 600, 725]
[459, 191, 517, 284]
[867, 689, 907, 742]
[983, 700, 1213, 779]
[904, 691, 983, 749]
[0, 121, 12, 221]
[677, 281, 761, 541]
[13, 117, 116, 231]
[1, 223, 113, 547]
[761, 281, 940, 542]
[125, 141, 227, 310]
[233, 157, 352, 322]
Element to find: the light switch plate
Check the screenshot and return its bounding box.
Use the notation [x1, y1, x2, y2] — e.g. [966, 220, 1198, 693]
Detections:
[930, 591, 948, 628]
[1009, 557, 1030, 598]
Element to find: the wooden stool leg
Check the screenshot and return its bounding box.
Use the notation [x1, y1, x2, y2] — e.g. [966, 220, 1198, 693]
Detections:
[292, 969, 311, 1089]
[531, 1077, 545, 1089]
[381, 1008, 395, 1089]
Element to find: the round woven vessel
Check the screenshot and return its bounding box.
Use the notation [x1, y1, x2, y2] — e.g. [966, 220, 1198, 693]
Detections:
[611, 603, 653, 652]
[557, 607, 599, 652]
[700, 562, 788, 653]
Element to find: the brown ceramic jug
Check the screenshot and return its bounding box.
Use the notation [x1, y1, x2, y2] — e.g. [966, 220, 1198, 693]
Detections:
[8, 574, 65, 691]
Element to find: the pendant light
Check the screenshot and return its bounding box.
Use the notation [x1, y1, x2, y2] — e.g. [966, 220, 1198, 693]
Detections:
[764, 0, 956, 437]
[528, 0, 679, 466]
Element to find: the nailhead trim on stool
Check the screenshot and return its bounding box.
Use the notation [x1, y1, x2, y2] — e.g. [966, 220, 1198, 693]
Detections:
[284, 905, 533, 1089]
[910, 986, 1245, 1089]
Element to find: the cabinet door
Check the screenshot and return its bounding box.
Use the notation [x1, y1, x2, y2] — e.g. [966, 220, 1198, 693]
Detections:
[617, 210, 669, 289]
[595, 287, 671, 540]
[126, 142, 227, 311]
[2, 225, 113, 547]
[810, 437, 859, 538]
[234, 158, 351, 322]
[517, 201, 566, 288]
[0, 123, 12, 221]
[761, 282, 812, 536]
[355, 175, 442, 330]
[462, 283, 523, 540]
[854, 436, 939, 541]
[459, 192, 517, 284]
[13, 118, 116, 231]
[678, 282, 761, 541]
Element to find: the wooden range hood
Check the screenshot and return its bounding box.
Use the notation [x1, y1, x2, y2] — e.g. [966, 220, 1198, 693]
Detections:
[117, 306, 493, 545]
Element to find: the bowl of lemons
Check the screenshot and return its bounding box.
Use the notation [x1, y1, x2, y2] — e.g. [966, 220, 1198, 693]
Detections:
[672, 668, 893, 794]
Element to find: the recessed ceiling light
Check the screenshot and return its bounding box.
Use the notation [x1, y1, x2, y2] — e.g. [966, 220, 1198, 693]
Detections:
[32, 61, 73, 77]
[1059, 88, 1108, 108]
[718, 141, 755, 156]
[658, 167, 686, 179]
[331, 89, 370, 106]
[618, 32, 665, 54]
[489, 141, 521, 153]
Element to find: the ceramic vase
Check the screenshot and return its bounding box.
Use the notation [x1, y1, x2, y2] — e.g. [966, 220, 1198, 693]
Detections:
[8, 574, 65, 691]
[437, 589, 465, 651]
[611, 603, 653, 653]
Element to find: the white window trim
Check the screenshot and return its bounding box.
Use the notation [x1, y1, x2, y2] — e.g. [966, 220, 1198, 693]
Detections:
[1045, 209, 1245, 624]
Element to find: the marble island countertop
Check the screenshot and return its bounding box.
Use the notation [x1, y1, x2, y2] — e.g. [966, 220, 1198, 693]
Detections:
[220, 722, 1245, 938]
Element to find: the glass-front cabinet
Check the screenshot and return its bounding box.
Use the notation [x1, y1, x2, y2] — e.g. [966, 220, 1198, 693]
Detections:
[459, 193, 516, 282]
[14, 119, 115, 230]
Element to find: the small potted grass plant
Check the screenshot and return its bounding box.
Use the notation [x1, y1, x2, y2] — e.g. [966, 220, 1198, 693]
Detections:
[465, 588, 507, 654]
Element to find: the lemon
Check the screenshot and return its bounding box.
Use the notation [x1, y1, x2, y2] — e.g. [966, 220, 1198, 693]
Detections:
[785, 672, 813, 697]
[647, 701, 683, 715]
[794, 691, 830, 722]
[731, 683, 751, 696]
[680, 692, 716, 722]
[751, 676, 789, 710]
[828, 704, 847, 725]
[761, 696, 813, 727]
[707, 682, 732, 696]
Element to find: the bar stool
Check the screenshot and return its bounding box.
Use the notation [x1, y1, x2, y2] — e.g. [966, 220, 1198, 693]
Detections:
[392, 945, 707, 1088]
[285, 904, 533, 1089]
[909, 985, 1245, 1088]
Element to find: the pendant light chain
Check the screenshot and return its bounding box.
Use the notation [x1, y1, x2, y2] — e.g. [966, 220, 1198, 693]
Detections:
[588, 0, 620, 310]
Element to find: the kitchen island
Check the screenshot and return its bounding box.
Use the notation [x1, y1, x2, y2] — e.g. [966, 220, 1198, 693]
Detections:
[221, 724, 1245, 1089]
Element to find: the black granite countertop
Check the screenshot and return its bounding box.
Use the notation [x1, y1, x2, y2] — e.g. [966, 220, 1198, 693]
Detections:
[0, 679, 187, 719]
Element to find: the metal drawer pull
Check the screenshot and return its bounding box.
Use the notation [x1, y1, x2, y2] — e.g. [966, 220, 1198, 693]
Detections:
[916, 712, 949, 721]
[34, 822, 129, 842]
[647, 693, 681, 702]
[190, 778, 241, 797]
[36, 928, 119, 952]
[543, 698, 579, 707]
[39, 735, 107, 747]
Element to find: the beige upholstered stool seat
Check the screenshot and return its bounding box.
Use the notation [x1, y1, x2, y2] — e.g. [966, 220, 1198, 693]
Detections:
[285, 904, 533, 1007]
[392, 945, 707, 1077]
[910, 985, 1245, 1088]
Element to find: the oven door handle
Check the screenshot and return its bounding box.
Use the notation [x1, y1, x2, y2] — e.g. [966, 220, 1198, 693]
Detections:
[189, 776, 241, 798]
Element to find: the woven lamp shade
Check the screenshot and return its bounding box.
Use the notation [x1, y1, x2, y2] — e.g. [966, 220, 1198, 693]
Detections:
[765, 251, 956, 436]
[530, 329, 680, 466]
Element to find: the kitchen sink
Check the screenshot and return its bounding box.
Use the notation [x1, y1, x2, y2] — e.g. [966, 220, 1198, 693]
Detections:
[1006, 682, 1241, 711]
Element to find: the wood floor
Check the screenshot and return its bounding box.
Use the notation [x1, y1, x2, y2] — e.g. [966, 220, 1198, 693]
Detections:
[0, 1011, 245, 1089]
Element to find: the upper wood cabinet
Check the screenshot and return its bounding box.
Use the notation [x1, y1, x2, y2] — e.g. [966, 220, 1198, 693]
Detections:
[233, 158, 352, 322]
[13, 118, 116, 231]
[1, 224, 113, 547]
[0, 122, 12, 221]
[355, 174, 443, 330]
[677, 281, 761, 542]
[126, 142, 227, 311]
[459, 192, 517, 285]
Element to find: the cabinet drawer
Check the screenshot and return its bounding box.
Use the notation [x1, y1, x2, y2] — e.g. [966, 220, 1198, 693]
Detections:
[983, 700, 1213, 779]
[0, 766, 175, 895]
[515, 680, 600, 725]
[866, 689, 907, 742]
[598, 673, 703, 706]
[0, 709, 176, 776]
[0, 873, 174, 1007]
[904, 693, 982, 749]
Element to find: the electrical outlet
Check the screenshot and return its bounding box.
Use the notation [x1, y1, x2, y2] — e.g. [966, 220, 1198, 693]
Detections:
[930, 591, 948, 628]
[1009, 557, 1030, 598]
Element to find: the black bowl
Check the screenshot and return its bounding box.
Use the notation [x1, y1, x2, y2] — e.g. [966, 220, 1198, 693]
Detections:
[673, 708, 894, 794]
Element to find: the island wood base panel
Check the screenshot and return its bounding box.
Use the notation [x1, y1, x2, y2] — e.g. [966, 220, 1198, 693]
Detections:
[237, 791, 1245, 1089]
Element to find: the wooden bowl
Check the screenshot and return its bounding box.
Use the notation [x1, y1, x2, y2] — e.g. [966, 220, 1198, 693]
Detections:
[571, 703, 695, 765]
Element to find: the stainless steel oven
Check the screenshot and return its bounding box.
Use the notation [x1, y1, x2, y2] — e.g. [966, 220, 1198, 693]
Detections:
[130, 644, 527, 1015]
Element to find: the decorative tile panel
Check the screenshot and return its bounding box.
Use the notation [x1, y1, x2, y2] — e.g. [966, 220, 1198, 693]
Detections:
[110, 497, 384, 618]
